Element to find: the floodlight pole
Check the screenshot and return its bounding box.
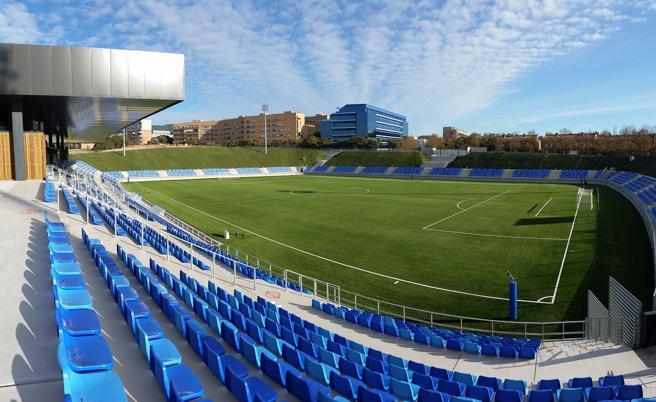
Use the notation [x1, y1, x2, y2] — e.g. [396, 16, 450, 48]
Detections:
[262, 104, 268, 155]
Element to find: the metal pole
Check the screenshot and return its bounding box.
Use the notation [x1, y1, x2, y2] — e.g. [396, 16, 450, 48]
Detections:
[233, 259, 237, 286]
[189, 242, 193, 269]
[140, 222, 144, 250]
[166, 232, 170, 261]
[86, 196, 89, 225]
[113, 208, 117, 237]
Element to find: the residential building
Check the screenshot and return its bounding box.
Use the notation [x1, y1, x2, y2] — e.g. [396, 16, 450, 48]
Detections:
[153, 129, 171, 138]
[172, 120, 217, 144]
[125, 119, 153, 145]
[207, 111, 305, 145]
[301, 113, 328, 138]
[442, 126, 470, 141]
[320, 104, 408, 143]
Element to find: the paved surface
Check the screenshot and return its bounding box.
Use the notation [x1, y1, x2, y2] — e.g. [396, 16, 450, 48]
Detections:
[1, 179, 655, 401]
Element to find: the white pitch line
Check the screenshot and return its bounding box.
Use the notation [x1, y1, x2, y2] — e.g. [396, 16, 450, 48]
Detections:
[535, 197, 553, 217]
[144, 187, 550, 304]
[456, 199, 477, 211]
[424, 228, 568, 241]
[550, 193, 582, 302]
[422, 190, 510, 230]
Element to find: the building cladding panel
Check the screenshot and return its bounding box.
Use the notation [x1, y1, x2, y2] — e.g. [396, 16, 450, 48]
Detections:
[0, 43, 184, 142]
[320, 104, 408, 142]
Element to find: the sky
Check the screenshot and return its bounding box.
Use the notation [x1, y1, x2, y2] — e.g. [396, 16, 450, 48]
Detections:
[1, 0, 655, 135]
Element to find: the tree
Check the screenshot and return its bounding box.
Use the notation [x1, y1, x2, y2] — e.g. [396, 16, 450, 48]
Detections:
[398, 136, 417, 150]
[426, 134, 444, 149]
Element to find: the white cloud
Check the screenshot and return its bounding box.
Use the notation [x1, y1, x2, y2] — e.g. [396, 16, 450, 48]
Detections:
[6, 0, 655, 132]
[0, 2, 43, 44]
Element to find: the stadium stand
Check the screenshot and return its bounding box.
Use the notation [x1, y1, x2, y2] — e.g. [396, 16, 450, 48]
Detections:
[46, 214, 128, 401]
[560, 170, 588, 179]
[267, 167, 295, 174]
[128, 170, 162, 178]
[202, 168, 232, 176]
[80, 229, 207, 401]
[469, 168, 504, 177]
[168, 169, 198, 177]
[393, 167, 423, 175]
[236, 168, 263, 175]
[44, 176, 57, 202]
[512, 169, 549, 178]
[311, 300, 540, 359]
[61, 187, 81, 215]
[361, 167, 389, 175]
[332, 166, 358, 174]
[312, 166, 330, 173]
[428, 168, 462, 177]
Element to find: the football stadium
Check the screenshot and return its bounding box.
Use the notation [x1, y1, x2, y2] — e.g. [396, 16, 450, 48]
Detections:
[1, 7, 656, 402]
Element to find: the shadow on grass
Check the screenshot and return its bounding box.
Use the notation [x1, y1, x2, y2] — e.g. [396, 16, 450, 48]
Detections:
[515, 216, 574, 226]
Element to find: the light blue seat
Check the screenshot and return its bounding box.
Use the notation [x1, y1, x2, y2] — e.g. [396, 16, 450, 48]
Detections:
[389, 364, 412, 381]
[556, 388, 585, 402]
[329, 370, 364, 400]
[390, 378, 420, 401]
[64, 370, 128, 402]
[165, 364, 204, 402]
[388, 355, 408, 368]
[318, 347, 340, 368]
[60, 334, 114, 372]
[136, 317, 164, 361]
[305, 357, 337, 385]
[503, 379, 527, 395]
[463, 341, 481, 354]
[454, 372, 477, 386]
[430, 336, 446, 348]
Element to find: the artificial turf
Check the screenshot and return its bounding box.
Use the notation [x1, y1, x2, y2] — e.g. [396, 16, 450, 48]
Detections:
[125, 175, 653, 326]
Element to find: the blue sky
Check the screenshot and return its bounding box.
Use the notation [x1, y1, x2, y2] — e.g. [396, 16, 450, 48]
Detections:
[1, 0, 655, 135]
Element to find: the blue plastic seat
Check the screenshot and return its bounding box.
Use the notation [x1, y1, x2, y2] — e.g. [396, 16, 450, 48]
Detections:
[465, 385, 493, 402]
[56, 308, 101, 336]
[357, 385, 396, 402]
[241, 335, 267, 368]
[366, 356, 388, 374]
[318, 347, 339, 368]
[557, 388, 585, 402]
[599, 375, 624, 387]
[418, 387, 448, 402]
[261, 351, 300, 386]
[286, 371, 330, 402]
[329, 371, 364, 400]
[477, 376, 501, 391]
[389, 364, 412, 381]
[496, 389, 523, 402]
[528, 389, 554, 402]
[454, 372, 477, 386]
[438, 380, 465, 397]
[220, 355, 248, 386]
[499, 345, 517, 358]
[615, 384, 643, 400]
[64, 370, 128, 402]
[221, 320, 241, 352]
[587, 386, 614, 402]
[166, 364, 204, 402]
[171, 304, 193, 338]
[150, 339, 182, 390]
[305, 357, 336, 385]
[480, 344, 499, 357]
[409, 361, 429, 375]
[568, 377, 593, 389]
[60, 333, 114, 372]
[202, 335, 225, 372]
[503, 379, 527, 395]
[263, 330, 285, 356]
[518, 347, 536, 359]
[538, 379, 561, 392]
[136, 317, 164, 361]
[283, 343, 307, 371]
[230, 374, 276, 402]
[463, 341, 480, 355]
[412, 372, 438, 390]
[430, 367, 453, 381]
[339, 357, 363, 380]
[446, 339, 463, 351]
[186, 320, 207, 359]
[363, 367, 390, 391]
[390, 378, 420, 401]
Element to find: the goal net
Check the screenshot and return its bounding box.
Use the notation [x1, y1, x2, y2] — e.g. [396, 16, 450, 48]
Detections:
[577, 187, 594, 211]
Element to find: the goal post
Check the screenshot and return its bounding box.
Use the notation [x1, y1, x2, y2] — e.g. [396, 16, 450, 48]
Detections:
[577, 187, 594, 211]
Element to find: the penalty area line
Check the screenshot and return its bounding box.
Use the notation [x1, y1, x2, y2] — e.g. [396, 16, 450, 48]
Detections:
[422, 190, 509, 230]
[535, 197, 552, 217]
[423, 228, 567, 241]
[145, 187, 550, 304]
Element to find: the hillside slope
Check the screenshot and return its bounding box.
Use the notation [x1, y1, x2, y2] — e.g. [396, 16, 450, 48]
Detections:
[448, 152, 656, 176]
[75, 147, 325, 171]
[326, 151, 425, 167]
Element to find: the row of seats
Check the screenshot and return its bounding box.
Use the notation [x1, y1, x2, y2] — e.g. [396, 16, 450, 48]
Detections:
[313, 301, 539, 359]
[82, 229, 208, 402]
[512, 169, 549, 178]
[202, 168, 232, 176]
[361, 167, 389, 175]
[71, 160, 99, 177]
[118, 246, 278, 402]
[62, 187, 80, 215]
[168, 169, 198, 177]
[469, 169, 504, 177]
[268, 167, 294, 174]
[45, 176, 57, 202]
[393, 167, 423, 175]
[46, 214, 128, 401]
[312, 166, 330, 173]
[128, 170, 162, 178]
[236, 168, 263, 175]
[75, 191, 104, 225]
[560, 170, 588, 179]
[429, 168, 462, 177]
[333, 166, 358, 174]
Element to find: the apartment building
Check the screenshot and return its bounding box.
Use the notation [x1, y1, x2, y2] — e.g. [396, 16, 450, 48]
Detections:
[207, 111, 306, 145]
[172, 120, 217, 144]
[301, 113, 328, 138]
[442, 126, 470, 141]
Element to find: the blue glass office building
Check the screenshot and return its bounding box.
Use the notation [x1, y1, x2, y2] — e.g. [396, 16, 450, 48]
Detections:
[320, 104, 408, 143]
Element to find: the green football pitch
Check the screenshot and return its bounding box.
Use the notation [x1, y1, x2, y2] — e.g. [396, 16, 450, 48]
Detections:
[124, 175, 653, 323]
